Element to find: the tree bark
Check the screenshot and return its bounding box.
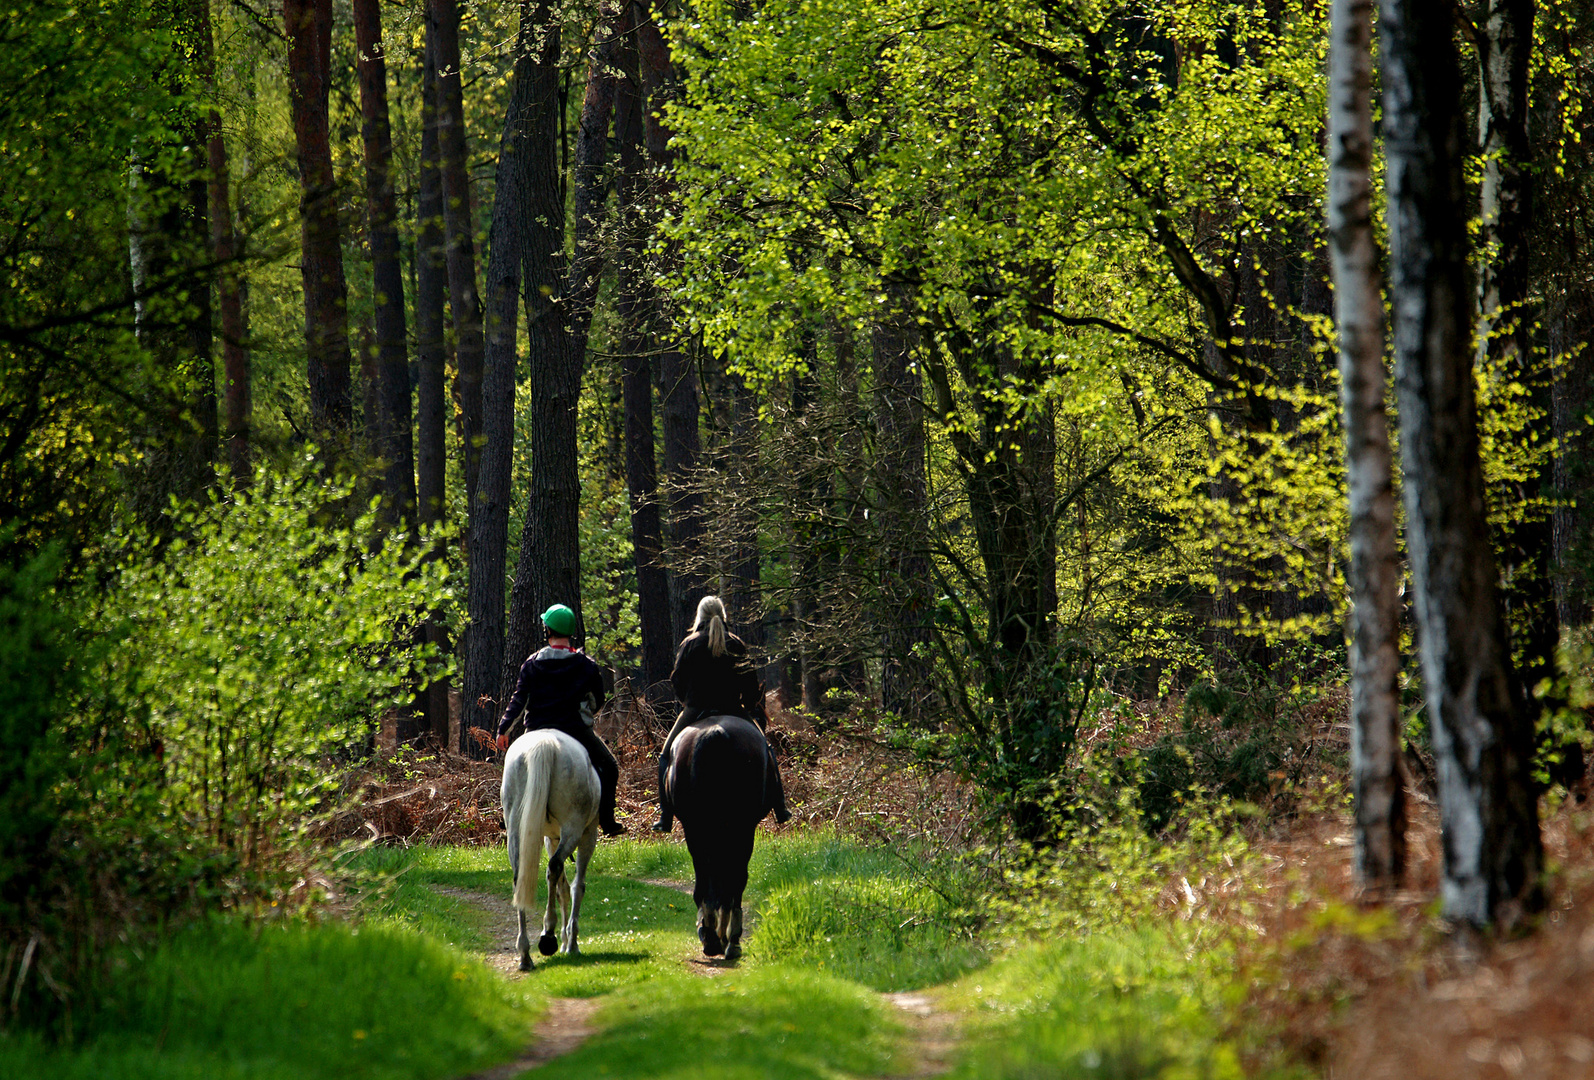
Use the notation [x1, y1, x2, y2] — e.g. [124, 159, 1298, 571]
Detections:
[501, 1, 599, 704]
[465, 0, 561, 753]
[284, 0, 352, 435]
[427, 0, 486, 514]
[1382, 0, 1543, 926]
[354, 0, 417, 528]
[873, 283, 934, 718]
[415, 28, 452, 747]
[1477, 0, 1557, 696]
[634, 3, 706, 639]
[202, 0, 248, 485]
[615, 22, 675, 697]
[1329, 0, 1406, 890]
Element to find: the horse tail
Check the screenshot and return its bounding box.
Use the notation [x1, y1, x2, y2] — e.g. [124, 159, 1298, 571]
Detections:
[512, 739, 553, 912]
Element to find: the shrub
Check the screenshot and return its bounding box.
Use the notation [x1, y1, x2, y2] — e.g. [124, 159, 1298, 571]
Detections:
[95, 461, 455, 869]
[1135, 651, 1334, 832]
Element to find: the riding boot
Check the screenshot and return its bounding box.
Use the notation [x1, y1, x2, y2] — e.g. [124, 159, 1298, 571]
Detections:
[653, 706, 700, 831]
[576, 726, 625, 836]
[766, 744, 792, 824]
[652, 752, 674, 832]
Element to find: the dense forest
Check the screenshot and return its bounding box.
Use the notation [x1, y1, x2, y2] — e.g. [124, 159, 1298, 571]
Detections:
[5, 0, 1594, 1071]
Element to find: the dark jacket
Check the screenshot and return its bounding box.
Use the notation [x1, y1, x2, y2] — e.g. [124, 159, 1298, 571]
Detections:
[497, 646, 606, 739]
[670, 631, 765, 722]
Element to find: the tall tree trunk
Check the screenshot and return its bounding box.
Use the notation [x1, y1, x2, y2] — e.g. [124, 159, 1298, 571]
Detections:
[1381, 0, 1543, 926]
[1478, 0, 1557, 695]
[284, 0, 352, 435]
[1329, 0, 1406, 890]
[874, 283, 933, 718]
[615, 24, 675, 698]
[201, 1, 248, 485]
[427, 0, 486, 515]
[354, 0, 417, 528]
[634, 5, 705, 639]
[466, 0, 561, 753]
[501, 1, 598, 707]
[415, 29, 452, 747]
[791, 340, 827, 713]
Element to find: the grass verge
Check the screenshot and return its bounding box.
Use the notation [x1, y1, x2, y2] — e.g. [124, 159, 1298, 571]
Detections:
[0, 917, 535, 1080]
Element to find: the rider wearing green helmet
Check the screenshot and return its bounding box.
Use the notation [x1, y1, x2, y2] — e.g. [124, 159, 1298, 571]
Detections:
[495, 603, 625, 835]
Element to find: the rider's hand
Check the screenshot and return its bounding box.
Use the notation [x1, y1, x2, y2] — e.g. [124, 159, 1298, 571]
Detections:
[496, 733, 509, 754]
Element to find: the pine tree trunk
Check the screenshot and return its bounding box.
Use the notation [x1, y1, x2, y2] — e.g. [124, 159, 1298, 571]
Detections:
[634, 6, 705, 639]
[415, 30, 452, 747]
[467, 0, 563, 753]
[615, 25, 675, 698]
[1478, 0, 1556, 694]
[201, 1, 248, 486]
[873, 283, 934, 718]
[284, 0, 352, 435]
[501, 1, 598, 703]
[427, 0, 486, 514]
[354, 0, 417, 528]
[1329, 0, 1406, 890]
[1382, 0, 1543, 926]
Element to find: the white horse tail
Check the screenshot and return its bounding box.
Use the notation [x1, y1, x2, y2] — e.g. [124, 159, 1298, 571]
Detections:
[512, 741, 553, 911]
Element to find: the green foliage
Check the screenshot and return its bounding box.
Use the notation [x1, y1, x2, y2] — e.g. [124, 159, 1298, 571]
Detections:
[0, 918, 533, 1080]
[1136, 653, 1336, 832]
[94, 460, 455, 867]
[942, 929, 1281, 1080]
[752, 873, 986, 991]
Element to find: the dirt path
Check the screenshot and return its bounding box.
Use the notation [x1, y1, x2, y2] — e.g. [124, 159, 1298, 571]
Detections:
[883, 992, 961, 1079]
[437, 882, 962, 1077]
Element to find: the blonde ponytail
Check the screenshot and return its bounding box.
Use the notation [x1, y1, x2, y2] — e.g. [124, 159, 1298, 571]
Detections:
[692, 595, 730, 657]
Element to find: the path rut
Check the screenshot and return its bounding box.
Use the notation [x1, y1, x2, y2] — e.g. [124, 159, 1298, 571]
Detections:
[438, 882, 961, 1076]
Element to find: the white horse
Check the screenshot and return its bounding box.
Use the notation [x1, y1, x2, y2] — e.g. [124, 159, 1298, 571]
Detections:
[500, 728, 601, 971]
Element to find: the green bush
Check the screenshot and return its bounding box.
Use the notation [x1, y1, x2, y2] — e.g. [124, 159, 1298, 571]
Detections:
[753, 873, 986, 990]
[1136, 653, 1333, 832]
[96, 462, 455, 868]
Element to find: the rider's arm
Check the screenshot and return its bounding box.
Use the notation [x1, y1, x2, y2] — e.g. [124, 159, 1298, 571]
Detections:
[497, 657, 534, 737]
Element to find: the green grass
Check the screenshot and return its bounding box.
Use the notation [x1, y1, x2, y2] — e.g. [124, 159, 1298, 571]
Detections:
[0, 833, 1283, 1080]
[536, 966, 905, 1080]
[938, 927, 1296, 1080]
[0, 918, 536, 1080]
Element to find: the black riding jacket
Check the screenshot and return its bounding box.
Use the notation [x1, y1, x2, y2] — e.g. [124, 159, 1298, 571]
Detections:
[497, 646, 606, 740]
[670, 632, 766, 723]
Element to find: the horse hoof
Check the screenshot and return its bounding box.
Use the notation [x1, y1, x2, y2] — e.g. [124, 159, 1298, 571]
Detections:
[698, 926, 724, 956]
[724, 943, 741, 961]
[518, 956, 533, 972]
[538, 933, 559, 956]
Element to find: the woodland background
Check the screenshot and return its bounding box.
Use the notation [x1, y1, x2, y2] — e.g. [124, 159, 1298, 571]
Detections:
[5, 0, 1594, 1066]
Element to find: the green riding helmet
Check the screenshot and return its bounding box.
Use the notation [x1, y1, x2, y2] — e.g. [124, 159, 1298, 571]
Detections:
[541, 603, 578, 637]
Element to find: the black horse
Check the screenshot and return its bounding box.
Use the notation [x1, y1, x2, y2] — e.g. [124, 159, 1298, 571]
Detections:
[663, 714, 780, 960]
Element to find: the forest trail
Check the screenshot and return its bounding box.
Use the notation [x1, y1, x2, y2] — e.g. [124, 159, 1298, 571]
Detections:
[435, 881, 964, 1077]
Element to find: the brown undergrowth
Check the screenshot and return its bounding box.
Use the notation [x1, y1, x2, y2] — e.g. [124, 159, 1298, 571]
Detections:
[1234, 789, 1594, 1079]
[323, 689, 976, 847]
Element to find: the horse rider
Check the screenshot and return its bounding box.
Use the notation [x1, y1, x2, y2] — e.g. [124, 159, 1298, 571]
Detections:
[653, 595, 793, 832]
[495, 603, 626, 836]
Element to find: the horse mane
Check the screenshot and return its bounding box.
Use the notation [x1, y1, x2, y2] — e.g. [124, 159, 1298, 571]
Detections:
[692, 595, 730, 657]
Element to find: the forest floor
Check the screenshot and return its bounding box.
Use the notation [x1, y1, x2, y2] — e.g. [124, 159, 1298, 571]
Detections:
[341, 691, 1594, 1079]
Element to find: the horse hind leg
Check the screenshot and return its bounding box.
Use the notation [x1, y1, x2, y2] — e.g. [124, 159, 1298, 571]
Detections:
[542, 831, 582, 957]
[562, 827, 595, 957]
[723, 904, 743, 961]
[697, 902, 724, 957]
[516, 909, 534, 972]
